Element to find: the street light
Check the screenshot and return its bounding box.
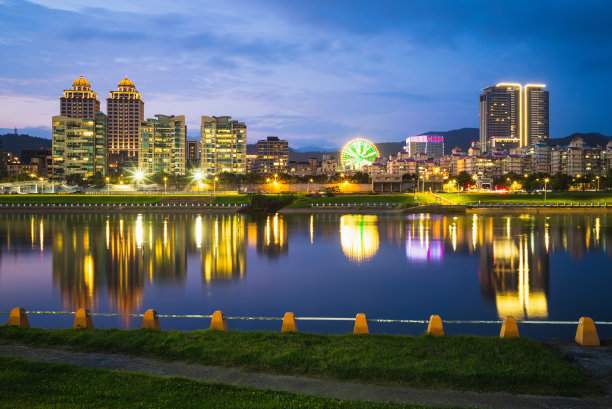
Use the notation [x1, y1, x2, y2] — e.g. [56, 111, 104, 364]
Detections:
[595, 176, 600, 191]
[193, 170, 204, 191]
[308, 178, 313, 193]
[544, 178, 549, 203]
[214, 177, 218, 195]
[266, 178, 271, 194]
[106, 177, 110, 193]
[163, 177, 167, 195]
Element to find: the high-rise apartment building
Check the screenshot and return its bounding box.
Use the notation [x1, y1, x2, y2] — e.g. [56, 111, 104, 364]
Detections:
[200, 116, 247, 175]
[255, 136, 289, 174]
[479, 83, 548, 151]
[405, 135, 444, 158]
[52, 113, 107, 177]
[106, 76, 144, 163]
[59, 76, 100, 119]
[138, 115, 186, 175]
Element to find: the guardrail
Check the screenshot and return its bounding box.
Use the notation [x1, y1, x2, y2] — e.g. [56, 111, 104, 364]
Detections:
[0, 203, 248, 208]
[310, 202, 400, 207]
[2, 308, 609, 346]
[466, 202, 609, 208]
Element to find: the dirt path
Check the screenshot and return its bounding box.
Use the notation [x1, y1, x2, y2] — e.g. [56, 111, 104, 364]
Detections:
[1, 344, 609, 409]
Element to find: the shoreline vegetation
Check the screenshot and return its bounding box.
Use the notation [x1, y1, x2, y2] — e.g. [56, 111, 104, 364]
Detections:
[0, 327, 601, 397]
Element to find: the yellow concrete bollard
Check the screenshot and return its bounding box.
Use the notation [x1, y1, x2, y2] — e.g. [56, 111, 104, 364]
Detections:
[281, 312, 297, 333]
[427, 315, 444, 336]
[353, 313, 369, 335]
[500, 316, 520, 338]
[73, 308, 94, 329]
[575, 317, 600, 346]
[141, 309, 161, 331]
[7, 307, 29, 328]
[210, 310, 228, 332]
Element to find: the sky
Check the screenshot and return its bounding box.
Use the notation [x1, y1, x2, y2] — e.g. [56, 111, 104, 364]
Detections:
[0, 0, 611, 149]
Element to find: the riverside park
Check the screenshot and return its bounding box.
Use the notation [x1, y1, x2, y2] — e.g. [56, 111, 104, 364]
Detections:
[0, 190, 611, 408]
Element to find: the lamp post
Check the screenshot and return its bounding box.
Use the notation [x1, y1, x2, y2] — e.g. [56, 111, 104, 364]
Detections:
[596, 176, 600, 191]
[39, 177, 44, 194]
[266, 178, 271, 194]
[106, 177, 110, 193]
[308, 178, 313, 193]
[214, 177, 218, 196]
[544, 178, 549, 203]
[163, 177, 167, 195]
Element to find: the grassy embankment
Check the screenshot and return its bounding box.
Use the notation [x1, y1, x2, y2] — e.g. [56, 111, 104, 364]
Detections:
[0, 327, 599, 397]
[0, 356, 436, 409]
[438, 191, 612, 205]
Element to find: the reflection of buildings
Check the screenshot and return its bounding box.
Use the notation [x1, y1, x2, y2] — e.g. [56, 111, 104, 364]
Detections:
[340, 215, 379, 263]
[478, 218, 550, 320]
[51, 214, 188, 313]
[405, 214, 444, 262]
[255, 214, 288, 258]
[198, 214, 246, 283]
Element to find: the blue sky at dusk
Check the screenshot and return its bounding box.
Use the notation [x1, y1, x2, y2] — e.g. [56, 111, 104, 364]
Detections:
[0, 0, 611, 148]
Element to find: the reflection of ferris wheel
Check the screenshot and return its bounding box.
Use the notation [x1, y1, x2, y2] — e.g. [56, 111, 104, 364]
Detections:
[340, 138, 380, 170]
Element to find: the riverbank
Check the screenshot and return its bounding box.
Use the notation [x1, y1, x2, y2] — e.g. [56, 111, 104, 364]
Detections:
[0, 326, 599, 397]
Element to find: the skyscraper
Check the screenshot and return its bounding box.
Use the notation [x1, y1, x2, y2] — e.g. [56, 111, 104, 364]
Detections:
[59, 76, 100, 119]
[106, 77, 144, 165]
[138, 115, 186, 175]
[200, 116, 247, 175]
[479, 83, 548, 151]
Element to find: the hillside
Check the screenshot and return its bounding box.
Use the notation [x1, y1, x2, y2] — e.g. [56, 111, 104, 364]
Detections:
[0, 133, 51, 156]
[545, 132, 611, 147]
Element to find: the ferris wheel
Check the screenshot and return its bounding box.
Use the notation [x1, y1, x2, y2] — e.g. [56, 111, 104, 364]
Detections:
[340, 138, 380, 170]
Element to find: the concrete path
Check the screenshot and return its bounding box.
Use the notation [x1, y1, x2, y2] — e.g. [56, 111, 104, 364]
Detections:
[0, 344, 609, 409]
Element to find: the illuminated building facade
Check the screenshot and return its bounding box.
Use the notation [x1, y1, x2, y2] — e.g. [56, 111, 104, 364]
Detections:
[201, 116, 247, 175]
[60, 76, 100, 119]
[107, 77, 145, 162]
[479, 83, 548, 151]
[255, 136, 289, 174]
[138, 115, 186, 175]
[52, 113, 107, 177]
[405, 135, 444, 158]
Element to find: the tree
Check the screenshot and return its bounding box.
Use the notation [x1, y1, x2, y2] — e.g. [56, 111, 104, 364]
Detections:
[350, 172, 371, 183]
[456, 171, 473, 191]
[65, 174, 85, 187]
[550, 173, 570, 191]
[87, 172, 107, 191]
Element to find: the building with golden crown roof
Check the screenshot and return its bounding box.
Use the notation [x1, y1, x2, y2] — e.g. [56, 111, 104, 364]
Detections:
[59, 76, 100, 119]
[106, 76, 144, 167]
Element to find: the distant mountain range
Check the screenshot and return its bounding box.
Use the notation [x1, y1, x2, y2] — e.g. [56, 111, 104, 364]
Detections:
[2, 128, 610, 160]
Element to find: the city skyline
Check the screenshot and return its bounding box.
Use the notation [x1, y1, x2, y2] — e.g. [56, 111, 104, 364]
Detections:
[1, 1, 612, 148]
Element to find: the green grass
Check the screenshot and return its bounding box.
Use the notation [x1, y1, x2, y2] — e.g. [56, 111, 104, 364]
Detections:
[288, 194, 417, 208]
[0, 194, 164, 204]
[0, 356, 436, 409]
[0, 327, 599, 397]
[438, 191, 612, 205]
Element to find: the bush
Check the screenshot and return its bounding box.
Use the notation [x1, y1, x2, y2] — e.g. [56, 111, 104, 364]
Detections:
[246, 193, 296, 213]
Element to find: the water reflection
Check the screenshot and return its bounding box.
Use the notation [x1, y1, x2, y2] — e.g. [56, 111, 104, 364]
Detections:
[340, 215, 379, 263]
[0, 213, 609, 325]
[199, 214, 245, 282]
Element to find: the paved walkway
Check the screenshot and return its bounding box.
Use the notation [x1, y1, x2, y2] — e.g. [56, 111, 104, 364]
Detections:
[0, 344, 610, 409]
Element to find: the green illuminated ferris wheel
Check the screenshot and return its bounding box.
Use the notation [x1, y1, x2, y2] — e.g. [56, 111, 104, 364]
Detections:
[340, 138, 380, 170]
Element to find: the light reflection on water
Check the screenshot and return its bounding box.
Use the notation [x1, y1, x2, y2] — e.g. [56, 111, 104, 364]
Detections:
[0, 212, 610, 337]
